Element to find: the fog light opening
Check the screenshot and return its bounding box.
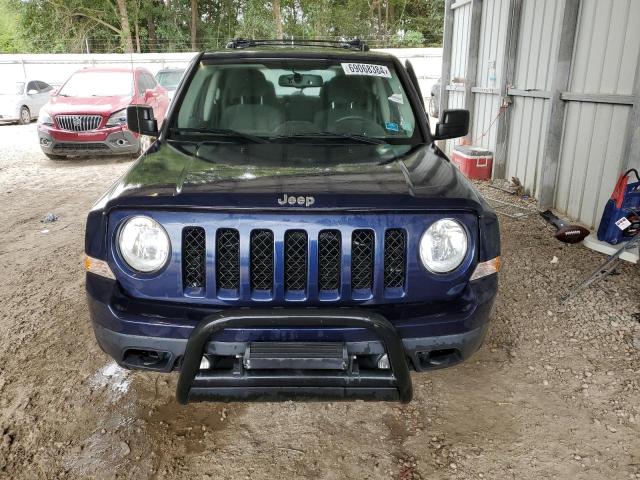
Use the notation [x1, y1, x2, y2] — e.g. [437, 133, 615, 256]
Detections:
[416, 349, 461, 369]
[199, 355, 211, 370]
[377, 354, 390, 369]
[122, 349, 171, 370]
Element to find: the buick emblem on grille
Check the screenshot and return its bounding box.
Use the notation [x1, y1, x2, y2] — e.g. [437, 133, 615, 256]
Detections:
[72, 116, 82, 128]
[277, 194, 315, 207]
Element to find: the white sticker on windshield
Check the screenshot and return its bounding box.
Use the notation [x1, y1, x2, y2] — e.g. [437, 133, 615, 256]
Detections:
[341, 63, 391, 78]
[388, 93, 404, 104]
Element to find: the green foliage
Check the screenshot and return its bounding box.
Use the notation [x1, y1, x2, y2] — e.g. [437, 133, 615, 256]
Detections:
[0, 0, 22, 52]
[1, 0, 445, 53]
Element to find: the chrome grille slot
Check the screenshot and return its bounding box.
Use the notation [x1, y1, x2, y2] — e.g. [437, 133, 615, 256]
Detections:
[384, 229, 406, 289]
[216, 229, 240, 291]
[182, 227, 206, 290]
[318, 230, 341, 291]
[351, 230, 375, 291]
[284, 230, 308, 292]
[250, 230, 274, 291]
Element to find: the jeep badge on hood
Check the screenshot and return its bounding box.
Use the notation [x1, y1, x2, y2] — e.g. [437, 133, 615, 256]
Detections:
[278, 194, 315, 207]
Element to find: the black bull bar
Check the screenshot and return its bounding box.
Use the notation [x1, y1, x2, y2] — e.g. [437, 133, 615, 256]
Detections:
[176, 309, 413, 403]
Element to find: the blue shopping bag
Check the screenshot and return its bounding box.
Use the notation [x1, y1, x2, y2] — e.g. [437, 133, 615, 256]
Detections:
[597, 168, 640, 244]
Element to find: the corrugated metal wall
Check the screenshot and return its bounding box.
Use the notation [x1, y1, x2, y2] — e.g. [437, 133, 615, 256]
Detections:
[443, 0, 640, 228]
[445, 1, 473, 153]
[472, 0, 509, 150]
[450, 3, 471, 84]
[505, 0, 563, 197]
[555, 0, 640, 227]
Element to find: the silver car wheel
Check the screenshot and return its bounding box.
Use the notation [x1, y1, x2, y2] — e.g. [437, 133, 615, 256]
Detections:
[19, 106, 31, 125]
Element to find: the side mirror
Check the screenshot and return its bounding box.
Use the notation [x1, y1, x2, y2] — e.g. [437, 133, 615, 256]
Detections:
[27, 89, 38, 95]
[127, 105, 158, 136]
[144, 88, 155, 101]
[50, 87, 59, 96]
[433, 109, 469, 140]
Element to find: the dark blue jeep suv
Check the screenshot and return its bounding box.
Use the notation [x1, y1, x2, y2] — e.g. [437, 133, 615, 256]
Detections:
[84, 39, 501, 403]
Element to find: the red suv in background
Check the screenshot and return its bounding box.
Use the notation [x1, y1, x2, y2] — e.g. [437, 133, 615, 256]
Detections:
[37, 67, 169, 159]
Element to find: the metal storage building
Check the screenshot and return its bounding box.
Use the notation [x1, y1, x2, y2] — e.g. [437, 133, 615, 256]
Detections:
[440, 0, 640, 227]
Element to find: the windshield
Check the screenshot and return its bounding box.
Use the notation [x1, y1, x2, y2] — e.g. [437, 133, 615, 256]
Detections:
[172, 59, 420, 145]
[156, 70, 184, 89]
[59, 71, 133, 97]
[0, 80, 24, 95]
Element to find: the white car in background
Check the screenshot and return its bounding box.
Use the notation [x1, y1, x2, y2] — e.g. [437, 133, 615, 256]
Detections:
[155, 68, 186, 102]
[0, 79, 54, 124]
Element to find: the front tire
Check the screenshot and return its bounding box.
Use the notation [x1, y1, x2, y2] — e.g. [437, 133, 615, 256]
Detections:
[18, 106, 31, 125]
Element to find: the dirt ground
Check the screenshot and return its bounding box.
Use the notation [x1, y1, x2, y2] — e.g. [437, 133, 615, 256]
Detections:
[0, 122, 638, 480]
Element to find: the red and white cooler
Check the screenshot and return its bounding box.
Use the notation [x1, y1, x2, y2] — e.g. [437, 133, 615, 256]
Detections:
[451, 145, 493, 180]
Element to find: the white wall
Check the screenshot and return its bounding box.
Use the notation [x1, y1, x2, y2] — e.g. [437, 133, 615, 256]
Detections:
[0, 48, 442, 95]
[0, 52, 198, 86]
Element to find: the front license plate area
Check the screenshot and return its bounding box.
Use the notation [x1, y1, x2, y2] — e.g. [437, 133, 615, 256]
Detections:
[243, 342, 348, 370]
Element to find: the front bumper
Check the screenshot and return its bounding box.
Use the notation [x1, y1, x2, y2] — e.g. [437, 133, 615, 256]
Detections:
[0, 114, 19, 122]
[87, 272, 497, 402]
[176, 309, 414, 403]
[38, 125, 139, 155]
[0, 103, 20, 121]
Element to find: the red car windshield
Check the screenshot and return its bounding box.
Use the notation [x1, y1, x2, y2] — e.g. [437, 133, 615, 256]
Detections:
[59, 71, 133, 97]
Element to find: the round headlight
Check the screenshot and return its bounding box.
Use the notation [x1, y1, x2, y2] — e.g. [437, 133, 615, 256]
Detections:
[419, 219, 468, 273]
[118, 216, 170, 273]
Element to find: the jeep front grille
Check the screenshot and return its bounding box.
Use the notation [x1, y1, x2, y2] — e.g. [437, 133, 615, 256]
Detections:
[56, 114, 102, 132]
[284, 231, 308, 292]
[216, 228, 240, 291]
[183, 227, 206, 289]
[181, 226, 407, 299]
[318, 230, 341, 291]
[383, 229, 406, 288]
[250, 230, 274, 291]
[351, 230, 375, 290]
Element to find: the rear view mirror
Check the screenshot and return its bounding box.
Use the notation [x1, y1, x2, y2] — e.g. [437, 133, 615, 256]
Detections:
[279, 73, 323, 88]
[433, 109, 469, 140]
[127, 105, 158, 136]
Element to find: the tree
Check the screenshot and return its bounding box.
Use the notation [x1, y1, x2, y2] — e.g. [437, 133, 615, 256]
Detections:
[190, 0, 198, 50]
[2, 0, 446, 53]
[115, 0, 134, 52]
[272, 0, 283, 39]
[0, 0, 23, 52]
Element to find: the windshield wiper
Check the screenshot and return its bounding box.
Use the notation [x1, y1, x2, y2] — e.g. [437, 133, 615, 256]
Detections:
[170, 127, 269, 144]
[270, 132, 385, 145]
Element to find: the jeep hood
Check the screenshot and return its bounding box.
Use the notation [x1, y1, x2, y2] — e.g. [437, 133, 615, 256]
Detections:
[95, 141, 491, 213]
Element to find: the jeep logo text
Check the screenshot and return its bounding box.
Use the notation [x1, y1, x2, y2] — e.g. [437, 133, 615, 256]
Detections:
[277, 194, 315, 207]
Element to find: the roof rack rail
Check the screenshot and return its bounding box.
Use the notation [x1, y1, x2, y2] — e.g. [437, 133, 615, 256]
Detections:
[225, 38, 369, 52]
